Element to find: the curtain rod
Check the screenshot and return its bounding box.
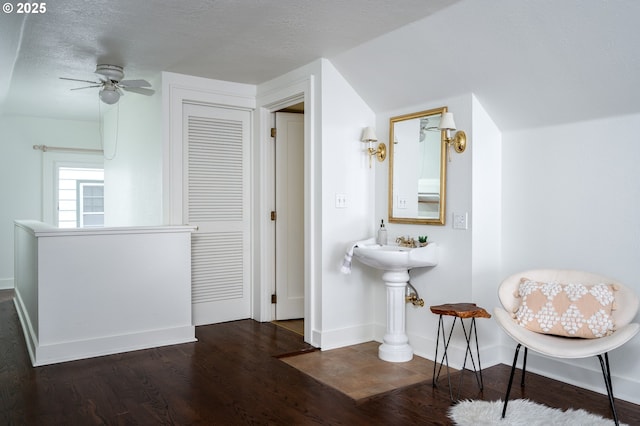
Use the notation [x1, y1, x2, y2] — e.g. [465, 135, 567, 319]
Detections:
[33, 145, 104, 154]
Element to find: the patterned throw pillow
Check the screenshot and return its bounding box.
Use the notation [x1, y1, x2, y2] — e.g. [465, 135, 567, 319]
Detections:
[513, 278, 616, 338]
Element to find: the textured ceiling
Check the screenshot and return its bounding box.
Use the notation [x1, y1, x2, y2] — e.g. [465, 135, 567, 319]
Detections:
[0, 0, 458, 120]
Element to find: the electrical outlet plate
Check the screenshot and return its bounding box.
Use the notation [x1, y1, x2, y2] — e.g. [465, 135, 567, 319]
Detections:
[453, 212, 468, 230]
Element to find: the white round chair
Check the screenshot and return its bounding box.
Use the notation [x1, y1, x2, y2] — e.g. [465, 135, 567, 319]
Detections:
[494, 269, 640, 426]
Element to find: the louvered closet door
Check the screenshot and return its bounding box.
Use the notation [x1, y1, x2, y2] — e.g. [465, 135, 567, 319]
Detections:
[184, 104, 251, 326]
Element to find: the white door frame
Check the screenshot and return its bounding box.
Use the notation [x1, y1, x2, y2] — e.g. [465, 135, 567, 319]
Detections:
[255, 76, 317, 346]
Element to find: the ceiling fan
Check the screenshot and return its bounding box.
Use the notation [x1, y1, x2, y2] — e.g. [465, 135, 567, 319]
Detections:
[60, 64, 154, 105]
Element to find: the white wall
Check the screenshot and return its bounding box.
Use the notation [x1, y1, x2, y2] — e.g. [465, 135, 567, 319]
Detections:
[502, 113, 640, 403]
[318, 60, 377, 349]
[0, 116, 100, 288]
[103, 74, 163, 226]
[470, 95, 503, 359]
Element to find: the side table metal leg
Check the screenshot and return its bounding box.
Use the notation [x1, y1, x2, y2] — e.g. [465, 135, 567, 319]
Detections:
[457, 318, 484, 398]
[433, 315, 457, 401]
[472, 318, 484, 390]
[432, 315, 443, 386]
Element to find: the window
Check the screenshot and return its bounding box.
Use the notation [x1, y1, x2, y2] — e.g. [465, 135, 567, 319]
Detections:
[57, 167, 104, 228]
[78, 181, 104, 227]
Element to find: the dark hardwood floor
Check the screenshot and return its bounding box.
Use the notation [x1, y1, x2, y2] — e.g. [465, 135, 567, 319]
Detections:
[1, 290, 639, 425]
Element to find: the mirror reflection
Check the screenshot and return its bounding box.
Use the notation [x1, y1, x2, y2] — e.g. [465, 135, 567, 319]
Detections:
[388, 107, 447, 225]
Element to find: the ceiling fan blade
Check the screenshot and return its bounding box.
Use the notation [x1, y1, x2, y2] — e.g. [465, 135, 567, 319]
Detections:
[70, 85, 103, 90]
[119, 79, 152, 88]
[121, 87, 155, 96]
[60, 77, 101, 85]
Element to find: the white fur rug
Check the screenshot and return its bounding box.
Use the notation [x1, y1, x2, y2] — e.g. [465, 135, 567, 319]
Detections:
[449, 399, 624, 426]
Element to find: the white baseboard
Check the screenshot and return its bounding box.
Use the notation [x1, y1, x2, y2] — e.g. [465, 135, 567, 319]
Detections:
[32, 326, 197, 366]
[305, 322, 640, 406]
[408, 330, 502, 370]
[369, 323, 494, 367]
[317, 323, 375, 351]
[498, 344, 640, 406]
[0, 277, 14, 290]
[413, 333, 639, 406]
[14, 292, 38, 365]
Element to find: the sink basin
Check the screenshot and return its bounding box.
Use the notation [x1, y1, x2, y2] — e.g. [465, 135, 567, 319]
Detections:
[352, 242, 438, 362]
[353, 243, 438, 270]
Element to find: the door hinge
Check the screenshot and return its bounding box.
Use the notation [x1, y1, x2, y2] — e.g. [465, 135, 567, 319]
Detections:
[270, 127, 277, 138]
[271, 294, 277, 304]
[270, 211, 277, 221]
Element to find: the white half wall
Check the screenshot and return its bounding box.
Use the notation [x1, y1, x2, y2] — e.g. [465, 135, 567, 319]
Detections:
[14, 221, 196, 366]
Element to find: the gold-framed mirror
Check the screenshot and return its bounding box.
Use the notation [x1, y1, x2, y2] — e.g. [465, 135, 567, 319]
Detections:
[388, 107, 447, 225]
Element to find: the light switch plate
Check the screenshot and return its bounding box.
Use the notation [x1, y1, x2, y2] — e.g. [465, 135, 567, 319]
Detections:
[335, 193, 347, 208]
[453, 212, 468, 230]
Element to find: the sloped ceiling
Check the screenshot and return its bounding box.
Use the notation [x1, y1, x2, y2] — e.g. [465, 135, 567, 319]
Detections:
[332, 0, 640, 130]
[0, 0, 458, 120]
[1, 0, 639, 131]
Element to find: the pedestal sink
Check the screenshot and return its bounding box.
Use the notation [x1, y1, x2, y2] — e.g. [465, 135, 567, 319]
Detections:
[353, 242, 438, 362]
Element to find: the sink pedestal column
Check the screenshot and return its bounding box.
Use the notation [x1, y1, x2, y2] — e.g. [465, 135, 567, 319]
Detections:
[378, 270, 412, 362]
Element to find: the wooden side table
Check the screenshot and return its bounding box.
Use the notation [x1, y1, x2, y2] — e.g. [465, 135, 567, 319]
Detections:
[430, 303, 491, 400]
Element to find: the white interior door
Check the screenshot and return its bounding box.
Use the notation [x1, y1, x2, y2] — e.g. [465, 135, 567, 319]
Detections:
[275, 112, 304, 320]
[184, 103, 251, 326]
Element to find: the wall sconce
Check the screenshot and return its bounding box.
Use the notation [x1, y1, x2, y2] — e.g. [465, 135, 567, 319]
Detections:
[439, 112, 467, 161]
[361, 127, 386, 168]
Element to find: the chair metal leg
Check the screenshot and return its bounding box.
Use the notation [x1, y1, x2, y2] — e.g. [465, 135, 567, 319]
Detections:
[521, 347, 528, 387]
[597, 353, 619, 426]
[502, 344, 522, 419]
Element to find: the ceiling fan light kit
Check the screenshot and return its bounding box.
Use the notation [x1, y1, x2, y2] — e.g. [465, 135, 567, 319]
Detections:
[99, 85, 120, 105]
[60, 64, 154, 105]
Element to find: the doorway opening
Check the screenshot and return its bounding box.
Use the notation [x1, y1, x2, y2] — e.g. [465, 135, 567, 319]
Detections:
[272, 319, 304, 336]
[273, 103, 305, 326]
